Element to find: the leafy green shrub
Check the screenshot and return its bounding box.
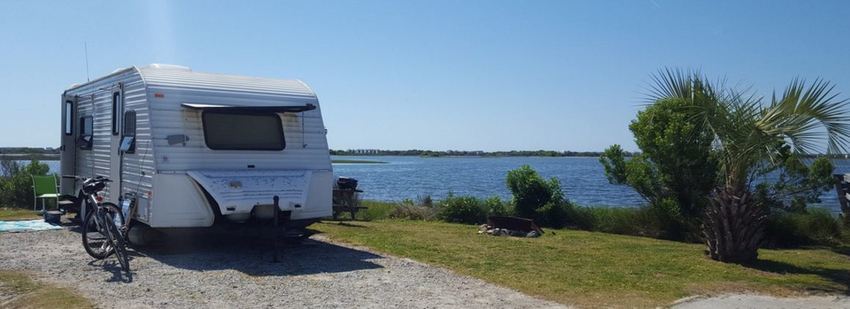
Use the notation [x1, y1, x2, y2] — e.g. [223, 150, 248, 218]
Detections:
[355, 199, 439, 221]
[599, 144, 628, 184]
[646, 198, 699, 241]
[506, 165, 562, 218]
[388, 204, 437, 221]
[0, 160, 51, 209]
[569, 206, 657, 237]
[437, 195, 488, 224]
[755, 155, 837, 213]
[629, 97, 717, 218]
[559, 201, 698, 241]
[483, 196, 511, 216]
[356, 200, 398, 221]
[600, 98, 717, 220]
[564, 205, 596, 230]
[585, 207, 641, 235]
[418, 195, 434, 207]
[505, 165, 570, 227]
[536, 201, 570, 228]
[764, 209, 845, 247]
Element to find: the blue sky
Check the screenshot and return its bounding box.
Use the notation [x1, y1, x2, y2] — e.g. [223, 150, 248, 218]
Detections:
[1, 0, 849, 151]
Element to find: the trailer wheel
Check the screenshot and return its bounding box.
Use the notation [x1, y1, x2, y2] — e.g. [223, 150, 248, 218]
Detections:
[127, 222, 159, 247]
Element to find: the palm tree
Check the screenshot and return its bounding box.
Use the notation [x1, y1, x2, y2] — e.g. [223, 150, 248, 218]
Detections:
[648, 69, 850, 263]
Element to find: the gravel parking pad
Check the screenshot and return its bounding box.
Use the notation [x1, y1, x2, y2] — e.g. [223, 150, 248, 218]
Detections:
[0, 228, 566, 308]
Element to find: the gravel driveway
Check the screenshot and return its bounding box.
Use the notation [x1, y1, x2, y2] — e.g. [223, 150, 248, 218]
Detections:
[0, 227, 566, 308]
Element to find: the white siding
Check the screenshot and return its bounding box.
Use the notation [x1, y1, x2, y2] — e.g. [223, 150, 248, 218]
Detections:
[139, 67, 331, 172]
[120, 75, 155, 199]
[64, 65, 332, 225]
[64, 70, 155, 202]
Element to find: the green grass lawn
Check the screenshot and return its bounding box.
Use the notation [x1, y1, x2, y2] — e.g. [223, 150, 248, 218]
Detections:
[314, 220, 850, 308]
[0, 271, 91, 308]
[0, 208, 40, 221]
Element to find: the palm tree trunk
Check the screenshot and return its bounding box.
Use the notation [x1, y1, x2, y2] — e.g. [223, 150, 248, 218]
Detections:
[703, 187, 766, 263]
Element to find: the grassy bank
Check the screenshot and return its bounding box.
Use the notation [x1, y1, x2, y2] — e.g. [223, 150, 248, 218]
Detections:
[349, 198, 848, 248]
[314, 220, 850, 308]
[0, 208, 40, 221]
[0, 271, 91, 308]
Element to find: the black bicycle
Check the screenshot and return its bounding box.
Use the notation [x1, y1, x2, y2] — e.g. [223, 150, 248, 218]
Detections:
[66, 175, 130, 272]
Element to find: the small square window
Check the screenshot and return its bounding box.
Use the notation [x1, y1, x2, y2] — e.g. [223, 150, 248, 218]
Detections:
[120, 111, 136, 153]
[78, 116, 93, 150]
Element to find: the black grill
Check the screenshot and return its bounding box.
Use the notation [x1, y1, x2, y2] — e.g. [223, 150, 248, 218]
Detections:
[337, 177, 358, 190]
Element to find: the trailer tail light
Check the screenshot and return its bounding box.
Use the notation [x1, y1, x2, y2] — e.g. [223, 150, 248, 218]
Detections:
[154, 93, 165, 98]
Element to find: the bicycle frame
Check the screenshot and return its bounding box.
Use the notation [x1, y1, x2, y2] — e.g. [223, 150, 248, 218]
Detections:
[89, 194, 123, 236]
[74, 175, 131, 272]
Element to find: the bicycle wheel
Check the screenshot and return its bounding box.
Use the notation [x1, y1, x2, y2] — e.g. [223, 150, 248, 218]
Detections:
[102, 202, 130, 272]
[82, 204, 117, 259]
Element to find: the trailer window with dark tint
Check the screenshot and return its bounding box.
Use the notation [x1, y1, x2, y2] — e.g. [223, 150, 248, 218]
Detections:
[120, 111, 136, 153]
[202, 112, 284, 150]
[79, 116, 93, 150]
[111, 92, 120, 135]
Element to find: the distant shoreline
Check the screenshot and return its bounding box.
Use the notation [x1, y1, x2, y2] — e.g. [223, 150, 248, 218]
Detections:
[0, 154, 59, 161]
[332, 159, 387, 164]
[2, 147, 846, 161]
[330, 149, 630, 157]
[2, 147, 621, 160]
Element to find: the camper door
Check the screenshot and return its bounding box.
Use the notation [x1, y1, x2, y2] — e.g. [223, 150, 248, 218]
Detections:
[108, 84, 123, 201]
[60, 95, 77, 195]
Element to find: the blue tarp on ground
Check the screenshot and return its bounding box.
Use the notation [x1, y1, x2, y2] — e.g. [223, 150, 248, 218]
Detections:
[0, 220, 62, 233]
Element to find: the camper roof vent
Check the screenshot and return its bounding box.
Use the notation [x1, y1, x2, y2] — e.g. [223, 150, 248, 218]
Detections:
[146, 64, 192, 71]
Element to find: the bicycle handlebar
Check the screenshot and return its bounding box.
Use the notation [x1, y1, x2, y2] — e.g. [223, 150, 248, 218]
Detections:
[62, 175, 112, 182]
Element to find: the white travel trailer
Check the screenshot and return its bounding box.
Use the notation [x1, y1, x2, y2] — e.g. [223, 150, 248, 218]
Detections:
[60, 64, 332, 232]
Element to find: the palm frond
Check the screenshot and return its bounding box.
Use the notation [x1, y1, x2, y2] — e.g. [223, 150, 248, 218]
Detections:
[759, 79, 850, 155]
[643, 69, 850, 189]
[646, 68, 697, 103]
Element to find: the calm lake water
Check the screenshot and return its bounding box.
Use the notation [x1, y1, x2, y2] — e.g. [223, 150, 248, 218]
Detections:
[332, 156, 646, 206]
[31, 157, 850, 213]
[333, 156, 850, 214]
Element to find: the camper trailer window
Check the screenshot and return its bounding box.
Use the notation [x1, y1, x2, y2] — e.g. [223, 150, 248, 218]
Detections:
[78, 116, 93, 150]
[64, 100, 73, 135]
[202, 111, 285, 150]
[111, 92, 120, 135]
[120, 111, 136, 153]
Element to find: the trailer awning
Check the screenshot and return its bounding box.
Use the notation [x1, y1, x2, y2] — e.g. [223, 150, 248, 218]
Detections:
[181, 103, 316, 113]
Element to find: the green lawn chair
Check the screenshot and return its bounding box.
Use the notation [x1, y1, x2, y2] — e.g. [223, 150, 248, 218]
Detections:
[32, 175, 60, 212]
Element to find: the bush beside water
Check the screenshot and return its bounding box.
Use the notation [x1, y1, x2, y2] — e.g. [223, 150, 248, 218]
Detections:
[765, 209, 847, 247]
[349, 165, 847, 249]
[390, 204, 436, 221]
[0, 160, 51, 209]
[357, 197, 846, 248]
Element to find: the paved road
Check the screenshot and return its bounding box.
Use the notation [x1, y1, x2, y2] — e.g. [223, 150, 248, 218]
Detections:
[674, 294, 850, 309]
